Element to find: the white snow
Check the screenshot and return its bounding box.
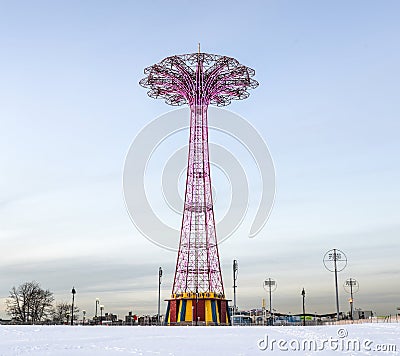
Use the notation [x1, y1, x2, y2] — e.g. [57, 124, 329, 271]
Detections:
[0, 324, 399, 355]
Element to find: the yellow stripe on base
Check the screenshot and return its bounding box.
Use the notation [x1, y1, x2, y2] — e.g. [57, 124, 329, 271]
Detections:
[185, 299, 193, 321]
[205, 299, 212, 324]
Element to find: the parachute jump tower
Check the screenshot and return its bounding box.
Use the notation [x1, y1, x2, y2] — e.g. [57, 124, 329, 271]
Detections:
[140, 47, 258, 325]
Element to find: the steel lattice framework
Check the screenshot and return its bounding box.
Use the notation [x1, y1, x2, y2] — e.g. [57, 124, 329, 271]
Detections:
[140, 52, 258, 296]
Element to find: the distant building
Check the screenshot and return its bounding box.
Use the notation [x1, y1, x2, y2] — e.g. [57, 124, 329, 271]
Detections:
[231, 315, 252, 325]
[125, 312, 137, 325]
[353, 310, 373, 320]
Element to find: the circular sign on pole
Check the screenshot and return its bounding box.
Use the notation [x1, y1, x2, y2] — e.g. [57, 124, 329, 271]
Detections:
[263, 278, 277, 292]
[344, 279, 359, 294]
[323, 249, 347, 272]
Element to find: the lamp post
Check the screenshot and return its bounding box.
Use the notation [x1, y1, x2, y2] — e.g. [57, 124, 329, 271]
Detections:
[233, 259, 238, 320]
[333, 250, 339, 321]
[71, 287, 76, 326]
[263, 278, 277, 326]
[262, 298, 266, 326]
[158, 267, 162, 325]
[301, 288, 306, 326]
[82, 310, 86, 326]
[100, 305, 104, 325]
[323, 249, 347, 322]
[344, 278, 359, 321]
[95, 298, 99, 325]
[349, 279, 354, 321]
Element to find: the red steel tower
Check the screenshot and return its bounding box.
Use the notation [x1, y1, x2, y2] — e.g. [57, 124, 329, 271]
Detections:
[140, 49, 258, 325]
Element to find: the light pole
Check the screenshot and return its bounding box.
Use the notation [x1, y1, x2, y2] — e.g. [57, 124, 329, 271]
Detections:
[233, 259, 238, 320]
[158, 267, 163, 325]
[71, 287, 76, 326]
[323, 249, 347, 322]
[263, 278, 277, 326]
[344, 278, 359, 321]
[82, 310, 86, 326]
[301, 288, 306, 326]
[261, 298, 266, 326]
[100, 305, 104, 325]
[333, 250, 339, 321]
[95, 298, 99, 325]
[349, 278, 354, 320]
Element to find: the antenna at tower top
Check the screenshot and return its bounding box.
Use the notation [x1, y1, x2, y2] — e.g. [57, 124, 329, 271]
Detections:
[198, 43, 200, 54]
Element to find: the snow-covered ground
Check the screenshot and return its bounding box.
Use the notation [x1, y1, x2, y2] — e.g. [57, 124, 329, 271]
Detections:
[0, 324, 399, 355]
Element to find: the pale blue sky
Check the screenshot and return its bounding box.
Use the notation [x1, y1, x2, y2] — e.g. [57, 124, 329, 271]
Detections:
[0, 0, 399, 319]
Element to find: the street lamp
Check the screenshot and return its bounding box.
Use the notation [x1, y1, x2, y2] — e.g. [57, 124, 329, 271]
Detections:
[100, 305, 104, 325]
[301, 288, 306, 326]
[263, 278, 277, 326]
[233, 260, 238, 320]
[71, 287, 76, 326]
[158, 267, 162, 326]
[95, 298, 100, 325]
[344, 278, 359, 321]
[323, 248, 347, 322]
[261, 298, 266, 325]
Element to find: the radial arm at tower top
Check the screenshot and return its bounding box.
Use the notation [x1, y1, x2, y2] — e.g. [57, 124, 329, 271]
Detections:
[140, 53, 258, 107]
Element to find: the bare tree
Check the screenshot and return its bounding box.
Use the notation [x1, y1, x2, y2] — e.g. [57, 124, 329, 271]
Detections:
[52, 302, 79, 324]
[5, 281, 54, 324]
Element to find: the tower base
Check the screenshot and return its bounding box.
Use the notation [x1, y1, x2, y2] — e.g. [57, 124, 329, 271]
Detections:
[165, 292, 231, 326]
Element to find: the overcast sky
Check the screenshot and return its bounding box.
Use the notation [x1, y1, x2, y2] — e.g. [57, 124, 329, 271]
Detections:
[1, 0, 399, 320]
